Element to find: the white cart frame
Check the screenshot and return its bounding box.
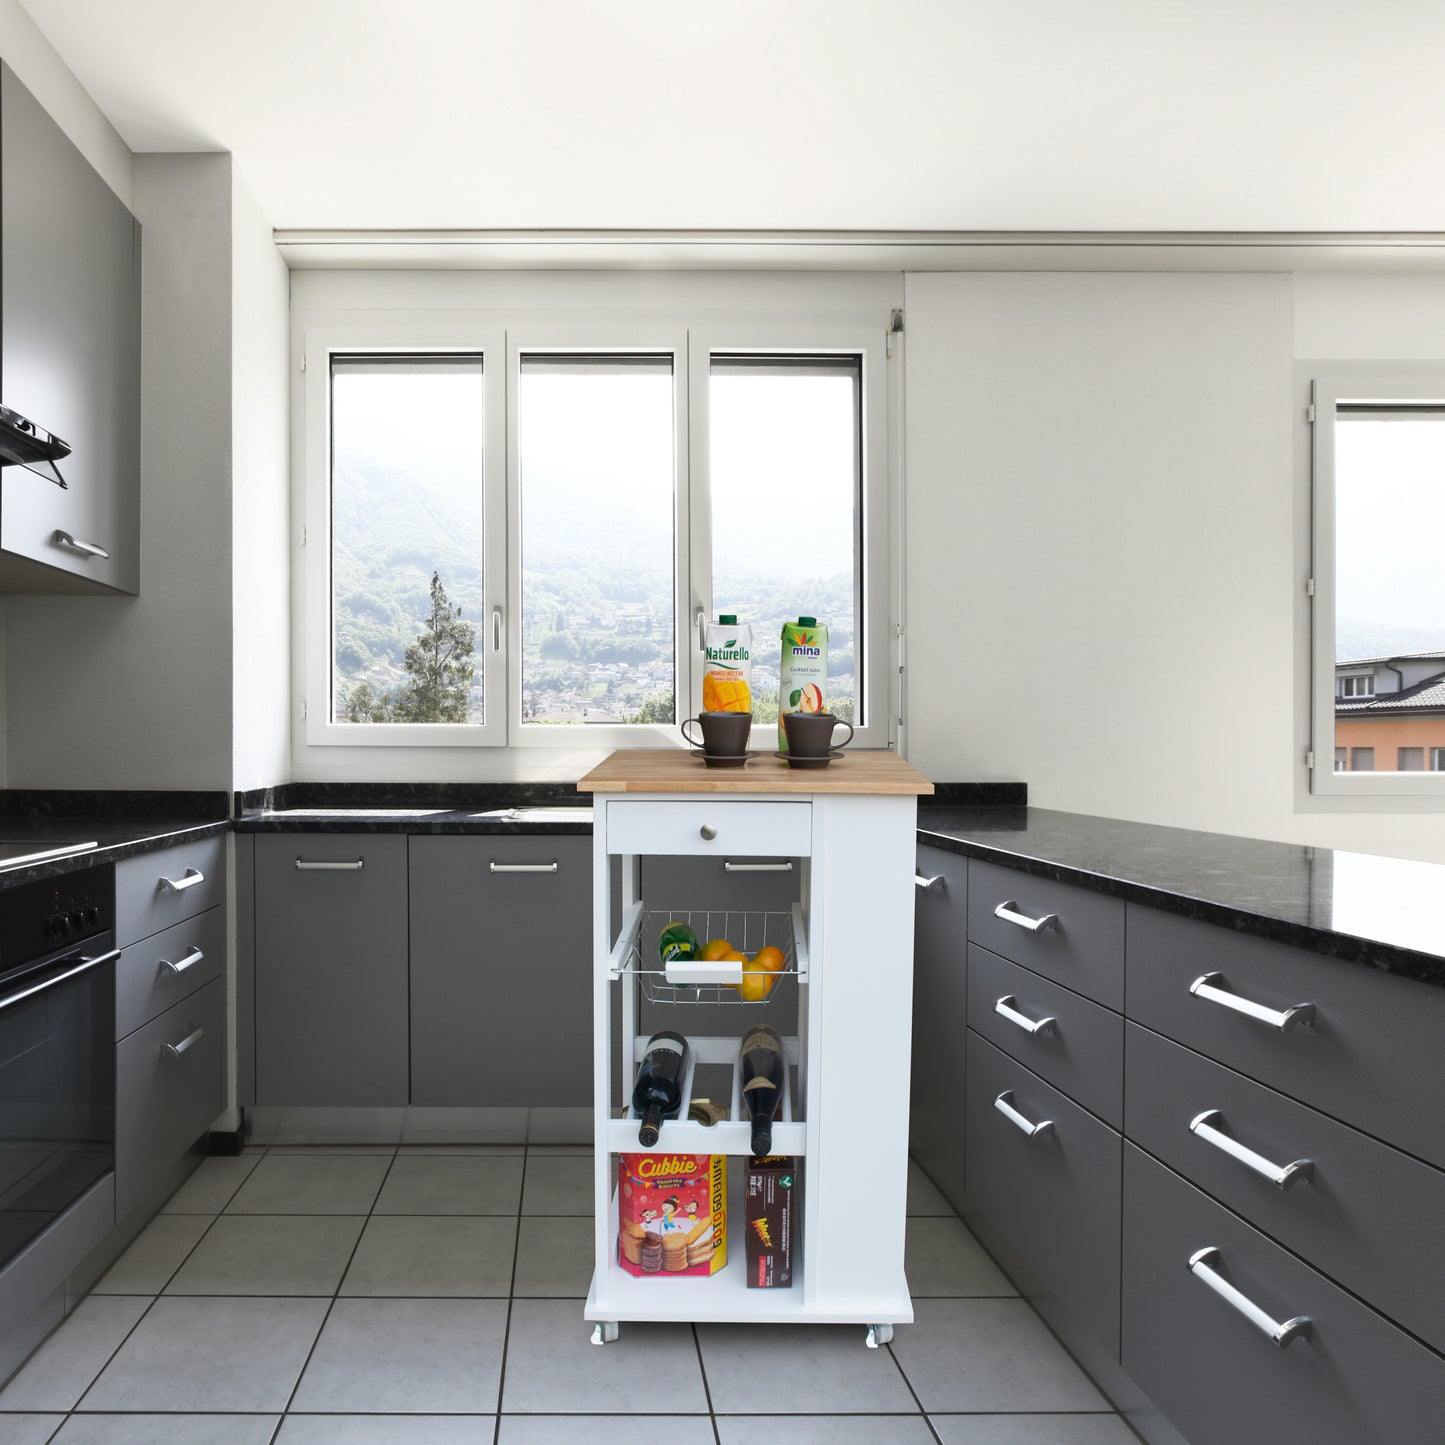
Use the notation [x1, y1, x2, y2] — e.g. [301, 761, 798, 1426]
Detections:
[585, 787, 919, 1343]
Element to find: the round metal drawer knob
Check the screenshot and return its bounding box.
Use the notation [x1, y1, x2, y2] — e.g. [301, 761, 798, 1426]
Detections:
[699, 823, 718, 841]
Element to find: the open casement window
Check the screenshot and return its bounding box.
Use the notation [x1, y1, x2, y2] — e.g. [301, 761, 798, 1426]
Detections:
[1310, 370, 1445, 795]
[302, 324, 509, 747]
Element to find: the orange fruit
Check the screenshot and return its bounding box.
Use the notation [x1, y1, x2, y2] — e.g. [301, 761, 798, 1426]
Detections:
[739, 958, 772, 1002]
[718, 948, 749, 992]
[753, 945, 785, 974]
[701, 938, 733, 961]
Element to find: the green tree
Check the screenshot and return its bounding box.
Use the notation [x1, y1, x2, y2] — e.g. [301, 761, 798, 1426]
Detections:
[343, 679, 396, 722]
[393, 571, 476, 723]
[627, 691, 676, 725]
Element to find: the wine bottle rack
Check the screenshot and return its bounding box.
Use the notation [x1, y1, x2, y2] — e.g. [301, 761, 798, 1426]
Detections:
[610, 1033, 804, 1157]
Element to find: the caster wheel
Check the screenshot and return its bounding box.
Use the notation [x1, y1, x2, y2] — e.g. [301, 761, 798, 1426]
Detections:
[865, 1323, 893, 1348]
[590, 1321, 620, 1345]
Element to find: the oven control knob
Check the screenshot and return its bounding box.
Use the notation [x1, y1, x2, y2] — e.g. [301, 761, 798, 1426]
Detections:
[84, 906, 100, 925]
[68, 911, 85, 930]
[52, 914, 70, 935]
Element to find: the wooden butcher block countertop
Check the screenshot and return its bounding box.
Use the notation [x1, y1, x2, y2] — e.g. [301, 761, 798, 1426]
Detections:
[577, 748, 934, 796]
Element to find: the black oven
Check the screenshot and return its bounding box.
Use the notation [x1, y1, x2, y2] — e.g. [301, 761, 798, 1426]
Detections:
[0, 864, 115, 1270]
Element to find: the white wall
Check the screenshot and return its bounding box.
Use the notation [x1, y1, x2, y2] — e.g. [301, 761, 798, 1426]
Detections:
[6, 154, 233, 788]
[230, 164, 290, 791]
[905, 270, 1445, 863]
[0, 0, 129, 206]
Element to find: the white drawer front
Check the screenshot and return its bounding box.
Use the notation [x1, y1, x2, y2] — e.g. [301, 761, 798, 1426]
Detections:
[605, 800, 812, 858]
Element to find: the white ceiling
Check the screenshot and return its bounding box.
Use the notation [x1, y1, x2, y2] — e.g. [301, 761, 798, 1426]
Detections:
[20, 0, 1445, 234]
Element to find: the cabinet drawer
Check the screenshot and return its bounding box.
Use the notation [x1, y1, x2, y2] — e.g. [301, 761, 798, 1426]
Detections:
[605, 800, 811, 859]
[1126, 1023, 1445, 1355]
[115, 904, 224, 1042]
[115, 978, 223, 1220]
[966, 1033, 1121, 1354]
[1122, 1144, 1445, 1445]
[968, 944, 1123, 1128]
[910, 844, 969, 1211]
[115, 835, 225, 946]
[1126, 907, 1445, 1165]
[966, 859, 1123, 1009]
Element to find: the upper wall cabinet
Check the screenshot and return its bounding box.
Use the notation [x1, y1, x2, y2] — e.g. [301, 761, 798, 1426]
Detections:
[0, 62, 139, 594]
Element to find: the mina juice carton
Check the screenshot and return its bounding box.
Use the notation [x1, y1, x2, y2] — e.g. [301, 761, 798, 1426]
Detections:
[777, 616, 828, 751]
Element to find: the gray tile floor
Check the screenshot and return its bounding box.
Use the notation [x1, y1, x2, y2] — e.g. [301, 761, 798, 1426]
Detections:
[0, 1149, 1139, 1444]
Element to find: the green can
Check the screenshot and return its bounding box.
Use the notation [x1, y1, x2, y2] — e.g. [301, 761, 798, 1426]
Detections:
[658, 921, 700, 965]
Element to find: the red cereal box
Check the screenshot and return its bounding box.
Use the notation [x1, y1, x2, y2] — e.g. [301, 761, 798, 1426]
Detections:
[617, 1153, 727, 1277]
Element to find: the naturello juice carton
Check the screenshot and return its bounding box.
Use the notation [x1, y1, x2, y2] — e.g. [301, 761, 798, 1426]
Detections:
[702, 614, 752, 713]
[778, 616, 827, 750]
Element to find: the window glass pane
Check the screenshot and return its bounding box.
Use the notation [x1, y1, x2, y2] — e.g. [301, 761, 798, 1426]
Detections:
[331, 356, 485, 724]
[709, 355, 862, 726]
[1333, 411, 1445, 772]
[518, 355, 676, 724]
[1351, 747, 1375, 772]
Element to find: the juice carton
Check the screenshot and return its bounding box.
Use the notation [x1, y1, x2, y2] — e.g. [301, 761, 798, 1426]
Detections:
[703, 615, 752, 713]
[744, 1155, 797, 1288]
[617, 1152, 727, 1277]
[777, 616, 828, 751]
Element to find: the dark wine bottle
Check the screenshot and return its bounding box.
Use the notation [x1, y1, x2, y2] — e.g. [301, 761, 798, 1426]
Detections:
[739, 1024, 785, 1158]
[632, 1030, 690, 1146]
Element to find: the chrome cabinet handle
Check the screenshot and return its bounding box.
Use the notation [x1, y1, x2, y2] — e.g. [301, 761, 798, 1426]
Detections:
[295, 858, 364, 871]
[1189, 1110, 1314, 1189]
[490, 860, 558, 873]
[726, 860, 793, 873]
[1188, 1247, 1312, 1348]
[994, 900, 1057, 933]
[161, 1027, 205, 1060]
[994, 995, 1057, 1036]
[914, 872, 943, 891]
[53, 530, 110, 559]
[159, 947, 205, 977]
[1190, 973, 1315, 1033]
[159, 867, 205, 893]
[994, 1090, 1055, 1140]
[699, 823, 718, 841]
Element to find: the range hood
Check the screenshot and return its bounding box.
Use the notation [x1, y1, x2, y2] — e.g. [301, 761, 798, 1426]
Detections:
[0, 405, 69, 487]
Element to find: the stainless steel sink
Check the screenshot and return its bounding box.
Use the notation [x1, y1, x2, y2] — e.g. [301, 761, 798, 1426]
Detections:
[471, 807, 593, 823]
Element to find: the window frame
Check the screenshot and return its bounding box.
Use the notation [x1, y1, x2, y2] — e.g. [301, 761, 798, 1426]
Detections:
[1309, 367, 1445, 797]
[300, 317, 509, 749]
[295, 304, 896, 762]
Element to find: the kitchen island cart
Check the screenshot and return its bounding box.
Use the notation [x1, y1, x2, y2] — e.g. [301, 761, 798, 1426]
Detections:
[578, 748, 933, 1343]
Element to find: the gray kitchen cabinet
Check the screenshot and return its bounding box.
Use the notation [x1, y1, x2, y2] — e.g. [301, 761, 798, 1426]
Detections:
[968, 1032, 1122, 1354]
[1122, 1143, 1445, 1445]
[409, 835, 592, 1107]
[114, 979, 224, 1220]
[909, 843, 968, 1210]
[253, 834, 409, 1107]
[0, 62, 139, 595]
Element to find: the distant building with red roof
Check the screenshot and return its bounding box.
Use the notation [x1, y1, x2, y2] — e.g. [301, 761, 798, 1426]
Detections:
[1334, 651, 1445, 772]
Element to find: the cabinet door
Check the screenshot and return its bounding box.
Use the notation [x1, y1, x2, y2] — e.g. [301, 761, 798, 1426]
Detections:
[0, 62, 139, 594]
[910, 843, 968, 1210]
[410, 834, 592, 1107]
[967, 1033, 1122, 1354]
[254, 834, 409, 1106]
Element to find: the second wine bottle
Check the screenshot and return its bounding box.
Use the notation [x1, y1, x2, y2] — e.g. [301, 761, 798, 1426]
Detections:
[632, 1030, 690, 1146]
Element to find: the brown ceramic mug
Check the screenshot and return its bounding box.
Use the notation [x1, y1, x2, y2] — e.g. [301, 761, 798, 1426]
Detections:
[783, 711, 854, 757]
[681, 711, 751, 756]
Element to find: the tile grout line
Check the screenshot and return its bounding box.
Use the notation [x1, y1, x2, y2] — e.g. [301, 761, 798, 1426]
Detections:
[491, 1146, 530, 1445]
[275, 1146, 399, 1423]
[689, 1322, 722, 1445]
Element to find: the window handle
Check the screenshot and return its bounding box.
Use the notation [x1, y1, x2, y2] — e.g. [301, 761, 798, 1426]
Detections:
[695, 605, 706, 650]
[493, 607, 502, 652]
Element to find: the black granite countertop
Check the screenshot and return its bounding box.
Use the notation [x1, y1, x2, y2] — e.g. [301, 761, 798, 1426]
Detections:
[0, 791, 230, 889]
[915, 804, 1445, 988]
